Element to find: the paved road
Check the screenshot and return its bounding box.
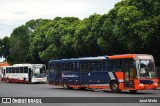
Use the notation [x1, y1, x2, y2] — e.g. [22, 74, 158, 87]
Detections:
[0, 82, 159, 97]
[0, 82, 159, 106]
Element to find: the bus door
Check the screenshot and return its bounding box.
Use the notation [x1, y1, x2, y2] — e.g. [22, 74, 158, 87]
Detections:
[80, 62, 89, 87]
[2, 68, 6, 78]
[28, 67, 32, 82]
[48, 64, 55, 84]
[54, 64, 61, 85]
[124, 63, 135, 89]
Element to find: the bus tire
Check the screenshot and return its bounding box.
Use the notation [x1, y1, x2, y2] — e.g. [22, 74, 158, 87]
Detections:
[79, 87, 86, 90]
[6, 78, 10, 83]
[129, 90, 137, 94]
[63, 80, 72, 89]
[23, 78, 27, 84]
[110, 81, 120, 93]
[63, 80, 69, 89]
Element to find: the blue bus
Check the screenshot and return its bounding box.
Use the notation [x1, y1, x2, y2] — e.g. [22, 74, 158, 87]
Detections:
[48, 54, 158, 93]
[48, 56, 109, 88]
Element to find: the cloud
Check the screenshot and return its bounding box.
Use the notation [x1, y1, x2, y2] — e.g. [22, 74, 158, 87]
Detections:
[0, 0, 122, 38]
[14, 11, 29, 15]
[0, 0, 92, 20]
[0, 23, 13, 37]
[0, 19, 27, 37]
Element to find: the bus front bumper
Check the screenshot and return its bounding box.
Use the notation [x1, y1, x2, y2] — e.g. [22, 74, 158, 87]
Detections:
[32, 77, 47, 83]
[136, 83, 158, 90]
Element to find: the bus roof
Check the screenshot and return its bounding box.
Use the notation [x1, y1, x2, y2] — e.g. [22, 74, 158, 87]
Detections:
[49, 56, 108, 63]
[49, 54, 154, 63]
[13, 64, 32, 66]
[108, 54, 135, 59]
[108, 54, 153, 60]
[1, 64, 45, 68]
[1, 65, 30, 68]
[13, 64, 45, 66]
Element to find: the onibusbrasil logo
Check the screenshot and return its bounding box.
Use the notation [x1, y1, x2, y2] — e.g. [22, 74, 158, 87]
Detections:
[1, 98, 42, 103]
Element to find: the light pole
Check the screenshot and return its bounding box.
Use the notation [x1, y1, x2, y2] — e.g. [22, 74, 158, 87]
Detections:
[0, 45, 5, 62]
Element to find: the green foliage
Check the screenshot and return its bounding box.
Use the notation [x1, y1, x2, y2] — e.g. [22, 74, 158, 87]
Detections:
[110, 0, 160, 64]
[28, 17, 81, 62]
[0, 36, 10, 60]
[9, 25, 30, 63]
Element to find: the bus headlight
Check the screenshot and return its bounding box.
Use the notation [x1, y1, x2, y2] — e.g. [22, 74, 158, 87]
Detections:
[139, 83, 144, 86]
[154, 83, 158, 86]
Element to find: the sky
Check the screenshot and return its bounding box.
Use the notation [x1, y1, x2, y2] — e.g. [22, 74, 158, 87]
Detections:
[0, 0, 121, 39]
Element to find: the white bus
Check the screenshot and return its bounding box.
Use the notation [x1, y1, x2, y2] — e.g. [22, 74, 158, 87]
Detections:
[1, 64, 47, 83]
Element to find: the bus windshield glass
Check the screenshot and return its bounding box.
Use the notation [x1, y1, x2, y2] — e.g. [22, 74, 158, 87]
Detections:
[34, 66, 46, 78]
[136, 59, 156, 78]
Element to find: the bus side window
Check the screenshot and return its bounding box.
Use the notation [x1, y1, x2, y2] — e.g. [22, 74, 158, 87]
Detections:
[49, 64, 54, 72]
[15, 67, 19, 73]
[102, 60, 108, 71]
[80, 64, 84, 72]
[9, 68, 12, 73]
[109, 60, 115, 72]
[90, 61, 98, 71]
[6, 68, 9, 73]
[62, 63, 65, 72]
[24, 67, 28, 73]
[12, 67, 15, 73]
[118, 60, 123, 72]
[109, 60, 123, 72]
[80, 63, 89, 72]
[84, 63, 90, 72]
[98, 61, 102, 71]
[73, 62, 78, 72]
[20, 67, 23, 73]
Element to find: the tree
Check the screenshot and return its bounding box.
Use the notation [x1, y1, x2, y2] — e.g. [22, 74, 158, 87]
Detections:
[78, 14, 107, 57]
[1, 36, 10, 60]
[9, 19, 50, 64]
[9, 25, 30, 63]
[29, 17, 81, 62]
[106, 0, 160, 64]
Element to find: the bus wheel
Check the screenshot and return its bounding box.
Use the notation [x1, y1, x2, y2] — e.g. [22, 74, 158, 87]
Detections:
[79, 87, 86, 90]
[129, 90, 137, 94]
[63, 80, 69, 89]
[63, 80, 72, 89]
[23, 78, 27, 84]
[110, 81, 120, 93]
[6, 78, 10, 83]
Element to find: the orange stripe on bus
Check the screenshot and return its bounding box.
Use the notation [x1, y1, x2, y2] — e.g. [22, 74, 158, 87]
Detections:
[108, 54, 135, 59]
[115, 72, 124, 90]
[119, 83, 124, 90]
[69, 85, 110, 90]
[115, 72, 124, 80]
[88, 86, 110, 89]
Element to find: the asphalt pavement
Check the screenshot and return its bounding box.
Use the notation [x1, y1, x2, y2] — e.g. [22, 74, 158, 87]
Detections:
[0, 82, 160, 97]
[0, 81, 159, 106]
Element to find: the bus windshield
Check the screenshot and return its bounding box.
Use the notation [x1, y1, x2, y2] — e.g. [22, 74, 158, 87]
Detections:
[34, 66, 46, 78]
[136, 59, 156, 78]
